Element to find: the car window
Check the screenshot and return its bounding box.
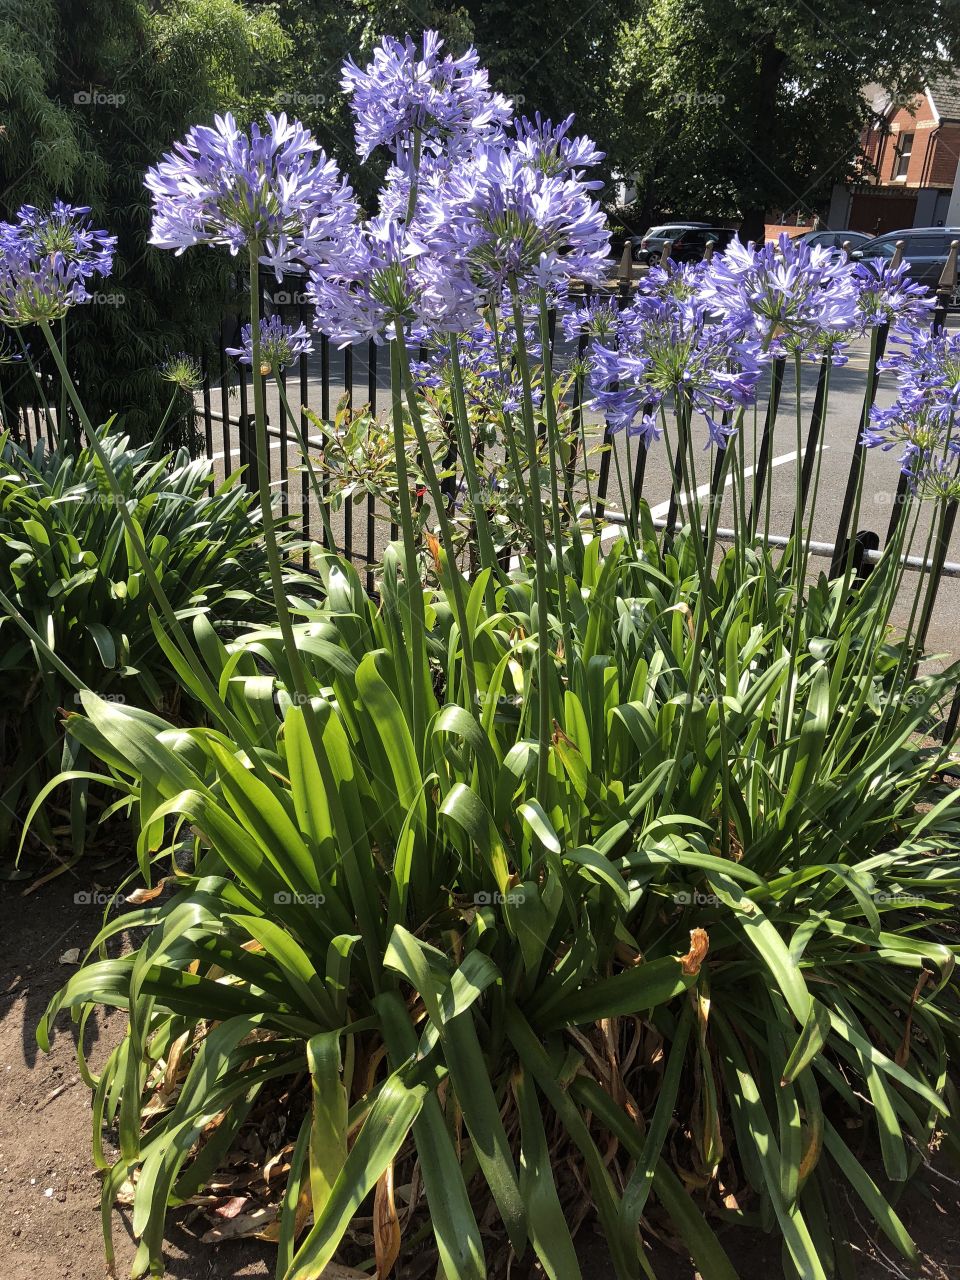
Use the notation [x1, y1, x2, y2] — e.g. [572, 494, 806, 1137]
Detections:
[903, 234, 950, 256]
[864, 238, 897, 259]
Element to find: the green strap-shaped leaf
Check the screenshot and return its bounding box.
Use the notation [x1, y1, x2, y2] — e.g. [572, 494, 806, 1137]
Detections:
[284, 1069, 426, 1280]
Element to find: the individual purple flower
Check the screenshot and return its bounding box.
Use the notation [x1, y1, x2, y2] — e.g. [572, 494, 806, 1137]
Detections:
[443, 136, 611, 294]
[699, 234, 858, 353]
[306, 212, 479, 346]
[341, 30, 512, 164]
[0, 203, 115, 326]
[589, 264, 764, 447]
[853, 257, 934, 331]
[226, 315, 313, 372]
[145, 113, 356, 278]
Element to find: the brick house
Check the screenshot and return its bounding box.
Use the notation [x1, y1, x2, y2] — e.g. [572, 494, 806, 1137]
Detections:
[827, 74, 960, 234]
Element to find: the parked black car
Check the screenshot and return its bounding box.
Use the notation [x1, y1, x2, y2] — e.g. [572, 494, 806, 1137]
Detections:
[850, 227, 960, 296]
[794, 229, 873, 253]
[632, 223, 737, 265]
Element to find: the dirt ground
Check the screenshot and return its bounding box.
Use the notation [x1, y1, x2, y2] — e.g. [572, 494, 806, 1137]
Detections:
[2, 870, 959, 1280]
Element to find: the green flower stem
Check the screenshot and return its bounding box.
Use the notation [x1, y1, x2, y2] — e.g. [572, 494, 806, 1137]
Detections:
[834, 325, 881, 625]
[393, 321, 478, 714]
[446, 332, 500, 584]
[246, 248, 310, 689]
[248, 248, 383, 977]
[486, 304, 539, 545]
[14, 329, 57, 444]
[535, 289, 574, 684]
[680, 396, 733, 855]
[273, 372, 337, 551]
[507, 281, 552, 802]
[59, 316, 73, 452]
[389, 337, 428, 756]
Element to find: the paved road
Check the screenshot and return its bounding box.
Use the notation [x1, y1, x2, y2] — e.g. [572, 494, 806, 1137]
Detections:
[196, 320, 960, 661]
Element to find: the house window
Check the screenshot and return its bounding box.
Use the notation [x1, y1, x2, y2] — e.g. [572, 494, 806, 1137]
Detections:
[893, 132, 914, 180]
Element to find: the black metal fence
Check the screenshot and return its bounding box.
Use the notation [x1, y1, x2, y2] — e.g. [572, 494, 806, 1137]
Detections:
[6, 239, 960, 736]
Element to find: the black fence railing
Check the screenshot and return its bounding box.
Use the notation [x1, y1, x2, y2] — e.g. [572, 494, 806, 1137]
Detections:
[5, 239, 960, 736]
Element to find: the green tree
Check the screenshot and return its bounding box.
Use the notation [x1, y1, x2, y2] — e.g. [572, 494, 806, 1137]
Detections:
[614, 0, 960, 240]
[0, 0, 286, 437]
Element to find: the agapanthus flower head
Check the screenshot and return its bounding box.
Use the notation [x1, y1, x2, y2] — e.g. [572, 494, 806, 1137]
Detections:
[853, 257, 934, 331]
[226, 315, 313, 372]
[160, 352, 203, 392]
[561, 294, 619, 344]
[699, 233, 858, 352]
[0, 237, 87, 326]
[412, 314, 543, 414]
[880, 323, 960, 411]
[12, 201, 116, 280]
[341, 30, 512, 163]
[588, 286, 764, 447]
[307, 211, 479, 346]
[145, 113, 356, 278]
[865, 322, 960, 494]
[513, 114, 604, 184]
[914, 454, 960, 502]
[0, 203, 115, 326]
[444, 137, 610, 294]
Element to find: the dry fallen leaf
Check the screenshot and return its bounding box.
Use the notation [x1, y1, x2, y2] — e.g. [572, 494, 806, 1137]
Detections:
[374, 1161, 401, 1278]
[59, 948, 81, 965]
[680, 927, 710, 976]
[201, 1205, 278, 1243]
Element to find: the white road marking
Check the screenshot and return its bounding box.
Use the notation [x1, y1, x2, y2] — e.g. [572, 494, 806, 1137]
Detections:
[647, 447, 825, 520]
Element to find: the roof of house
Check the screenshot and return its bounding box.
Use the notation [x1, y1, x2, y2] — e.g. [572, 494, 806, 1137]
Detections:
[927, 71, 960, 121]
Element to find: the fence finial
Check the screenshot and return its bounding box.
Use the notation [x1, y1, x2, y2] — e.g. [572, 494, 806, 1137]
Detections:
[702, 239, 715, 263]
[618, 242, 634, 285]
[890, 240, 905, 270]
[937, 240, 959, 299]
[659, 240, 673, 267]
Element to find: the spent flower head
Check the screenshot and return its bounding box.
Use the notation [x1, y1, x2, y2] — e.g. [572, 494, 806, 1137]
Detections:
[160, 353, 203, 392]
[145, 113, 356, 278]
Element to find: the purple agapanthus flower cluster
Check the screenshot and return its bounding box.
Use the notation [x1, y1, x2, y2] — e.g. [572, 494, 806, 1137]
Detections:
[341, 30, 512, 164]
[442, 132, 610, 295]
[853, 257, 934, 331]
[306, 211, 479, 346]
[145, 112, 355, 278]
[699, 233, 859, 355]
[0, 202, 115, 326]
[411, 315, 543, 414]
[226, 315, 313, 371]
[863, 324, 960, 499]
[588, 262, 765, 447]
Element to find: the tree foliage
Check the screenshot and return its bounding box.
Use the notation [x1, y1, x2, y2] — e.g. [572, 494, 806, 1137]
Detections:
[611, 0, 960, 239]
[0, 0, 286, 436]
